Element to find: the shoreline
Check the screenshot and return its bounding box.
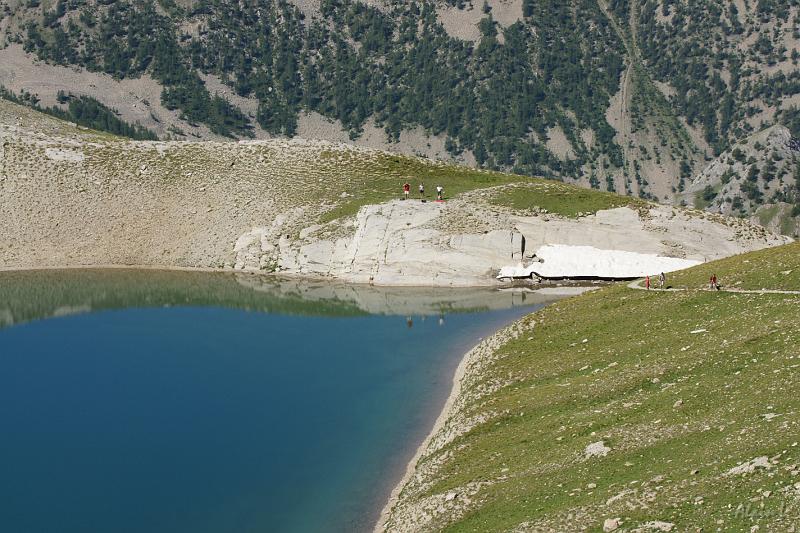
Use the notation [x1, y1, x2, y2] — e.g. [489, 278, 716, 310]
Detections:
[374, 287, 590, 532]
[373, 325, 489, 532]
[0, 263, 505, 289]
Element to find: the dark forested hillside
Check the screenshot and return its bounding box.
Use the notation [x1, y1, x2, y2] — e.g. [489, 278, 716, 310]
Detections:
[1, 0, 799, 232]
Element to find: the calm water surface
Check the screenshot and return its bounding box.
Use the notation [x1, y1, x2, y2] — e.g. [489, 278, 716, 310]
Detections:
[0, 270, 564, 533]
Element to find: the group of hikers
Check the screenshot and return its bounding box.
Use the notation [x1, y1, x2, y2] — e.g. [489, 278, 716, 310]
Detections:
[403, 181, 444, 201]
[644, 272, 722, 290]
[644, 272, 667, 290]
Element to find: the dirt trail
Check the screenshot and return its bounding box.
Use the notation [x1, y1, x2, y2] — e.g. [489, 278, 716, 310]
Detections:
[627, 279, 800, 295]
[597, 0, 636, 191]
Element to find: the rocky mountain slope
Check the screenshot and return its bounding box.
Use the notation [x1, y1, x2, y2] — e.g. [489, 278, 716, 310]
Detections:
[0, 99, 789, 285]
[1, 0, 799, 230]
[687, 125, 800, 236]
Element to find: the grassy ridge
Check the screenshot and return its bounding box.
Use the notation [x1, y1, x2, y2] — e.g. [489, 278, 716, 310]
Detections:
[667, 241, 800, 291]
[491, 183, 642, 218]
[406, 243, 800, 531]
[318, 152, 641, 223]
[317, 154, 520, 222]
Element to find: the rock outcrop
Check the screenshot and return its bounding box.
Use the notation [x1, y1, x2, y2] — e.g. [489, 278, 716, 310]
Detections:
[232, 199, 789, 286]
[235, 200, 524, 286]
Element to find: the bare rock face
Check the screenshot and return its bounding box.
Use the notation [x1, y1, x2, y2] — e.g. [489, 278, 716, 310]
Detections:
[232, 199, 789, 286]
[234, 201, 525, 287]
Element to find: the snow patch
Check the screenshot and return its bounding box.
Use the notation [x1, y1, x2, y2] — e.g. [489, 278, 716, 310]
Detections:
[498, 244, 701, 280]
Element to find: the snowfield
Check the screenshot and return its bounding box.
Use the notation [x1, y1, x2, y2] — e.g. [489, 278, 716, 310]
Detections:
[497, 244, 702, 280]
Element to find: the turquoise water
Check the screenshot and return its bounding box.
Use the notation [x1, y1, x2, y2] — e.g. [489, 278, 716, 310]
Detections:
[0, 270, 559, 532]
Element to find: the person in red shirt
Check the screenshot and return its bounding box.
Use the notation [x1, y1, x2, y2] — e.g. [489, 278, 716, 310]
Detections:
[403, 182, 410, 199]
[645, 275, 650, 290]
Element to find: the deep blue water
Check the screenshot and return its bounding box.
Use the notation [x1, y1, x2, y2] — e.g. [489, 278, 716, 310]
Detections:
[0, 272, 553, 533]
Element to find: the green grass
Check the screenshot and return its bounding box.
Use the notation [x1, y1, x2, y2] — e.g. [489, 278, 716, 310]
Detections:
[321, 155, 643, 223]
[491, 183, 643, 218]
[667, 241, 800, 291]
[318, 154, 522, 223]
[401, 243, 800, 531]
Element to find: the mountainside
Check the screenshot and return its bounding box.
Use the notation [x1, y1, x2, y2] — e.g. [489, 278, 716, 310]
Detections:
[687, 125, 800, 236]
[0, 98, 788, 285]
[1, 0, 799, 230]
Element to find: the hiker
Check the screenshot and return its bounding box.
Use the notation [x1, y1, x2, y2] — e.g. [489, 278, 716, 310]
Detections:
[419, 182, 425, 197]
[403, 182, 410, 199]
[710, 274, 720, 290]
[645, 275, 651, 290]
[436, 185, 444, 201]
[659, 272, 666, 289]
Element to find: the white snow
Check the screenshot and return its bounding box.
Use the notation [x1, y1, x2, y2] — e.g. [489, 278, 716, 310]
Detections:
[497, 244, 702, 280]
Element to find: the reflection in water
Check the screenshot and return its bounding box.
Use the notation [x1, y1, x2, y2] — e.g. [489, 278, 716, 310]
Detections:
[0, 269, 583, 533]
[0, 268, 584, 329]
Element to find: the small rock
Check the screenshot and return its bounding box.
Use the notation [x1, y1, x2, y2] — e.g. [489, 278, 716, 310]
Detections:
[603, 517, 621, 532]
[725, 456, 772, 476]
[643, 521, 675, 532]
[673, 399, 684, 408]
[445, 491, 458, 502]
[587, 483, 597, 490]
[585, 441, 611, 458]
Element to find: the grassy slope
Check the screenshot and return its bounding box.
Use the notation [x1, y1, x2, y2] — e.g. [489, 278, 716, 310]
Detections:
[411, 243, 800, 532]
[316, 151, 644, 223]
[667, 242, 800, 291]
[491, 184, 642, 218]
[1, 98, 645, 226]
